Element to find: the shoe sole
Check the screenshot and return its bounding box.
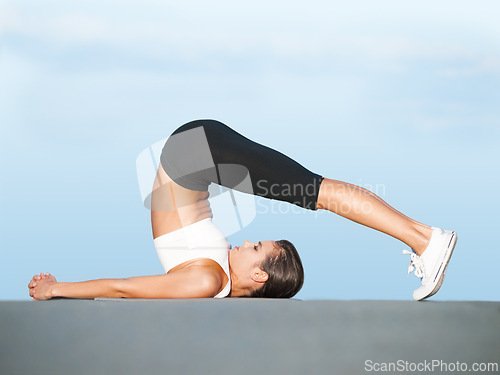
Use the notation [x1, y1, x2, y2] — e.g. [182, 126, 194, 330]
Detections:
[419, 231, 457, 301]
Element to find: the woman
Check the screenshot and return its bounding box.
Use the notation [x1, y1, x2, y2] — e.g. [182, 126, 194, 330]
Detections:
[28, 120, 457, 301]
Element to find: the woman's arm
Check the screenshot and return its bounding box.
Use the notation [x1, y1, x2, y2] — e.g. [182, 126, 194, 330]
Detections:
[29, 266, 224, 300]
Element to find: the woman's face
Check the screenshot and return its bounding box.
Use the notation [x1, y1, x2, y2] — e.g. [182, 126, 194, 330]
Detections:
[228, 240, 277, 279]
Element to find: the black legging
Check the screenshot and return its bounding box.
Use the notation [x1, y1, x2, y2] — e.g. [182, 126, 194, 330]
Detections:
[160, 119, 324, 211]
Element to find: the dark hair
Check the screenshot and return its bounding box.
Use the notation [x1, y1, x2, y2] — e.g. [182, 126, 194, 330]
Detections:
[247, 239, 304, 299]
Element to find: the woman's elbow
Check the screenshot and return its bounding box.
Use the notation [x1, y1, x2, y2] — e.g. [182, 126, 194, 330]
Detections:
[114, 278, 133, 298]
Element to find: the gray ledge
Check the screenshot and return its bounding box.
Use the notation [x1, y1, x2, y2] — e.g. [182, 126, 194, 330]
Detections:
[1, 299, 499, 375]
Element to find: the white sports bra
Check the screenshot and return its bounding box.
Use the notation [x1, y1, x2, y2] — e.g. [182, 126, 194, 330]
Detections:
[153, 218, 231, 298]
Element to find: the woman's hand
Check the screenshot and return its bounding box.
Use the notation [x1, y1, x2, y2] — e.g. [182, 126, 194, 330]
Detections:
[28, 272, 57, 300]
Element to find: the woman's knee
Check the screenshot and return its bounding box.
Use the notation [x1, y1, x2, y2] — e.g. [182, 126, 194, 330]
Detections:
[173, 119, 226, 136]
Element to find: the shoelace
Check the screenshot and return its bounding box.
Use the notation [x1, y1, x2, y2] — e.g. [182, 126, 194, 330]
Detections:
[402, 250, 425, 279]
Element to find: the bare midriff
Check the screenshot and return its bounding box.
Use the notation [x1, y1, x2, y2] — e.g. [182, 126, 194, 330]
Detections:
[151, 163, 213, 239]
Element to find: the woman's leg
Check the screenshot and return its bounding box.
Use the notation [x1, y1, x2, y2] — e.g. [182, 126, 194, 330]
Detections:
[161, 120, 432, 253]
[315, 178, 459, 301]
[316, 179, 432, 255]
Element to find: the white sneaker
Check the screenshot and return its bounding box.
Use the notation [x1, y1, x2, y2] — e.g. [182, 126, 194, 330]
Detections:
[403, 227, 458, 301]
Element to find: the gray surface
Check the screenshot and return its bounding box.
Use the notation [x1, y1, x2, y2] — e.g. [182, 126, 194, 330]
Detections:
[1, 299, 499, 375]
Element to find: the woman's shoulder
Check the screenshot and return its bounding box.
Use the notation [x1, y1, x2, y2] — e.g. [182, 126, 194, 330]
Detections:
[168, 258, 229, 297]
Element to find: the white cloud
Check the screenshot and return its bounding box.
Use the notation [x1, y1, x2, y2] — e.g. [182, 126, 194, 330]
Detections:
[411, 114, 500, 133]
[440, 56, 500, 76]
[3, 0, 500, 69]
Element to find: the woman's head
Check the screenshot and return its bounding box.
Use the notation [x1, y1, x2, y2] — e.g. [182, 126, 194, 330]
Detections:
[248, 239, 304, 298]
[229, 239, 304, 299]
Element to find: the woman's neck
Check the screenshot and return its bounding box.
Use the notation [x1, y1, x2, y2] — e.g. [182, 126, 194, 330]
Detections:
[228, 270, 250, 297]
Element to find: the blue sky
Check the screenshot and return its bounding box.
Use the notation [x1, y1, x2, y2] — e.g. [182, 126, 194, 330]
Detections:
[1, 0, 499, 301]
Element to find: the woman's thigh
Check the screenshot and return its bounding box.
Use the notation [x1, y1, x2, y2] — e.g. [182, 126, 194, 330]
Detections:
[160, 119, 324, 210]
